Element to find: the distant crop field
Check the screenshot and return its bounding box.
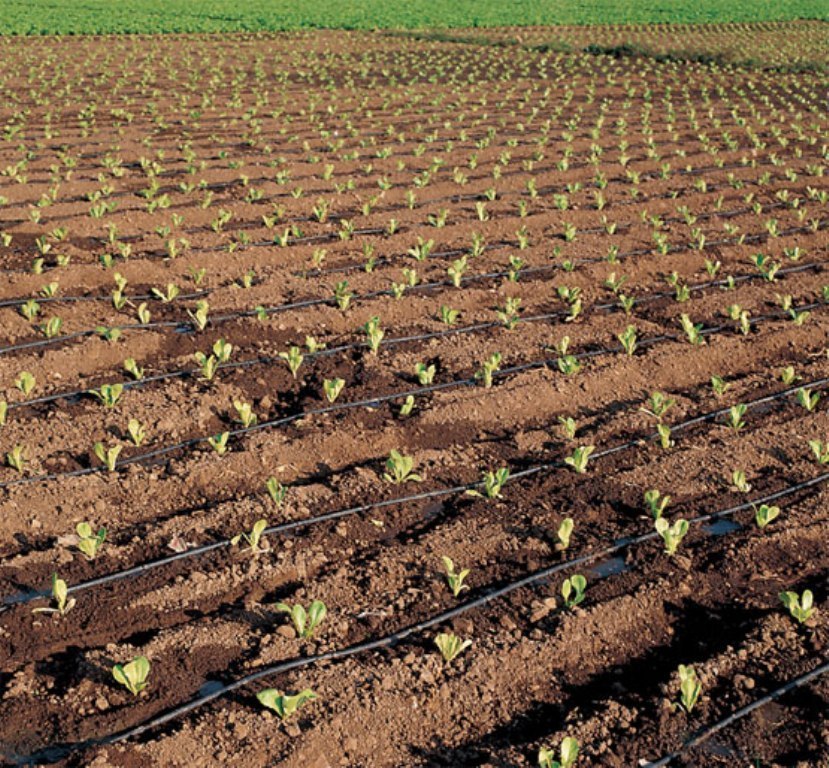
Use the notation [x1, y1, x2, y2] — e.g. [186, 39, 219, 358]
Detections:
[0, 0, 827, 34]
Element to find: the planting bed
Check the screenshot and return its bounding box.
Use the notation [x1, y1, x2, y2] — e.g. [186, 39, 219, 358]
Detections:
[0, 22, 827, 768]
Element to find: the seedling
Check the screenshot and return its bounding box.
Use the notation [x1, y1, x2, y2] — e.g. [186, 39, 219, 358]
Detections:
[641, 392, 675, 422]
[279, 346, 304, 378]
[0, 401, 6, 426]
[333, 280, 352, 310]
[538, 737, 579, 768]
[555, 518, 574, 551]
[399, 395, 415, 417]
[732, 469, 751, 493]
[151, 283, 179, 303]
[810, 440, 829, 464]
[755, 504, 780, 529]
[726, 404, 747, 431]
[674, 665, 701, 713]
[618, 325, 637, 356]
[363, 316, 385, 354]
[467, 467, 510, 499]
[112, 656, 150, 696]
[561, 574, 587, 608]
[32, 573, 75, 616]
[711, 376, 729, 397]
[265, 477, 287, 506]
[195, 351, 219, 381]
[16, 371, 36, 397]
[233, 400, 257, 428]
[6, 444, 27, 473]
[76, 522, 106, 559]
[383, 450, 421, 484]
[558, 416, 577, 440]
[93, 442, 122, 472]
[780, 590, 815, 624]
[644, 489, 671, 520]
[439, 305, 460, 325]
[257, 688, 317, 720]
[796, 388, 820, 413]
[442, 556, 471, 597]
[564, 445, 594, 474]
[231, 519, 268, 553]
[275, 600, 327, 639]
[207, 432, 229, 456]
[126, 419, 146, 446]
[90, 383, 123, 408]
[123, 358, 144, 380]
[323, 378, 345, 403]
[655, 517, 689, 555]
[496, 297, 522, 330]
[415, 363, 436, 385]
[434, 632, 472, 662]
[475, 352, 502, 389]
[679, 314, 705, 345]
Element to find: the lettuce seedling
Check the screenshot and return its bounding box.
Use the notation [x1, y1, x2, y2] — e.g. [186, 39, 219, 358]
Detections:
[415, 362, 436, 385]
[564, 446, 594, 474]
[711, 376, 729, 397]
[434, 632, 472, 663]
[674, 664, 701, 713]
[755, 504, 780, 529]
[323, 378, 345, 404]
[123, 358, 144, 380]
[467, 467, 509, 499]
[475, 352, 502, 388]
[231, 519, 268, 553]
[257, 688, 316, 720]
[6, 445, 26, 473]
[732, 469, 751, 493]
[644, 489, 670, 519]
[364, 316, 384, 354]
[32, 573, 75, 616]
[679, 314, 705, 345]
[195, 351, 219, 381]
[127, 419, 146, 446]
[538, 737, 579, 768]
[810, 440, 829, 464]
[383, 450, 421, 484]
[439, 305, 460, 325]
[441, 556, 470, 597]
[780, 590, 815, 624]
[207, 432, 229, 456]
[93, 442, 122, 472]
[151, 283, 179, 302]
[333, 280, 352, 310]
[275, 600, 327, 639]
[399, 395, 415, 417]
[76, 522, 106, 560]
[655, 517, 689, 555]
[558, 416, 577, 439]
[641, 392, 675, 422]
[556, 518, 574, 551]
[618, 325, 637, 356]
[233, 400, 257, 428]
[796, 388, 820, 412]
[265, 477, 286, 506]
[0, 400, 6, 427]
[15, 371, 36, 396]
[187, 300, 209, 331]
[561, 574, 587, 608]
[90, 383, 123, 408]
[726, 404, 747, 431]
[656, 423, 674, 450]
[279, 346, 304, 378]
[112, 656, 150, 696]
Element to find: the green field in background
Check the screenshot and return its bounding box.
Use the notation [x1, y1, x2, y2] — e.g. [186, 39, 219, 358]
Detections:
[0, 0, 827, 34]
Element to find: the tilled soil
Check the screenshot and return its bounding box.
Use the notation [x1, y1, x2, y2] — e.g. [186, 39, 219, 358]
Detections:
[0, 23, 827, 768]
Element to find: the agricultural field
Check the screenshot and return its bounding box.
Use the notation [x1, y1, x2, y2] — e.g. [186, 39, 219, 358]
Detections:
[0, 19, 827, 768]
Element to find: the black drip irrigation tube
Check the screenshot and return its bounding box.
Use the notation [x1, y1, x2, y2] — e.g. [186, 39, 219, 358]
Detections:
[2, 372, 827, 612]
[8, 470, 829, 765]
[5, 259, 822, 413]
[0, 299, 824, 492]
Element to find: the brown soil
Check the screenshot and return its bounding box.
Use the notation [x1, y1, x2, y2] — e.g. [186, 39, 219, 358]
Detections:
[0, 24, 827, 768]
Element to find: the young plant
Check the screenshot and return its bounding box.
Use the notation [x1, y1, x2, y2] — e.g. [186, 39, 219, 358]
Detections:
[32, 573, 75, 616]
[363, 316, 385, 354]
[732, 469, 751, 493]
[275, 600, 327, 639]
[644, 489, 671, 519]
[415, 362, 436, 385]
[558, 416, 577, 440]
[233, 400, 257, 428]
[641, 392, 675, 422]
[6, 444, 27, 473]
[93, 442, 122, 472]
[112, 656, 150, 696]
[90, 383, 123, 408]
[674, 664, 701, 713]
[796, 388, 820, 413]
[15, 371, 36, 397]
[441, 556, 471, 597]
[434, 632, 472, 663]
[655, 517, 689, 555]
[207, 432, 229, 456]
[257, 688, 317, 720]
[561, 574, 587, 608]
[711, 375, 729, 397]
[679, 314, 705, 346]
[231, 518, 268, 553]
[124, 358, 144, 380]
[279, 346, 304, 378]
[555, 518, 574, 551]
[467, 467, 510, 499]
[617, 325, 637, 356]
[538, 737, 579, 768]
[323, 378, 345, 403]
[564, 445, 594, 474]
[755, 504, 781, 529]
[726, 404, 747, 432]
[76, 522, 106, 560]
[474, 352, 502, 388]
[265, 477, 287, 506]
[780, 589, 815, 624]
[383, 450, 421, 484]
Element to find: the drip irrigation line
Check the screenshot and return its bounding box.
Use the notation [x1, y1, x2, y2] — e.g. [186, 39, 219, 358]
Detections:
[0, 298, 824, 492]
[5, 259, 822, 413]
[12, 469, 829, 764]
[2, 371, 826, 612]
[641, 657, 829, 767]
